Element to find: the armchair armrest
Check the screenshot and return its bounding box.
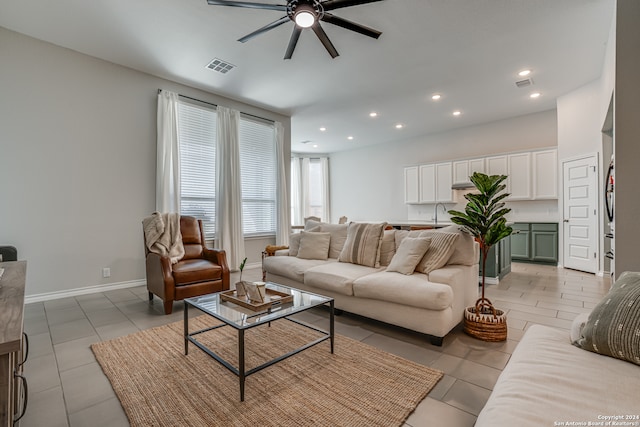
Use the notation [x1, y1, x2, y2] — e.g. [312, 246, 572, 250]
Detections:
[145, 253, 175, 299]
[203, 247, 230, 289]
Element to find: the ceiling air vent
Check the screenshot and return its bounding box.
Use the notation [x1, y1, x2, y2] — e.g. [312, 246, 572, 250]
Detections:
[515, 78, 533, 88]
[299, 140, 313, 144]
[206, 58, 236, 74]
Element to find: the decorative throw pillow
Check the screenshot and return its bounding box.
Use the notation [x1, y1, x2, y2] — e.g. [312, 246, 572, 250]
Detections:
[338, 222, 386, 268]
[378, 229, 397, 267]
[288, 233, 302, 257]
[437, 225, 477, 266]
[316, 223, 348, 259]
[386, 237, 431, 275]
[415, 231, 459, 274]
[573, 271, 640, 366]
[297, 231, 331, 260]
[394, 229, 423, 252]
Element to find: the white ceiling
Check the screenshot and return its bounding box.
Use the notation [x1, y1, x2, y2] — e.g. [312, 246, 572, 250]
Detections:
[0, 0, 614, 153]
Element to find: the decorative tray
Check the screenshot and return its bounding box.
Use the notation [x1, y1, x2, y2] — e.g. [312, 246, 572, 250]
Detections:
[219, 288, 293, 312]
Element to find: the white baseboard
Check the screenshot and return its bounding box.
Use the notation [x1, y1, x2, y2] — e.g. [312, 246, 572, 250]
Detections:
[480, 277, 499, 285]
[25, 279, 147, 304]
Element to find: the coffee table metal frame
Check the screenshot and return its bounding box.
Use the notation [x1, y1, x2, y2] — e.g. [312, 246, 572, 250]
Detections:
[184, 282, 334, 401]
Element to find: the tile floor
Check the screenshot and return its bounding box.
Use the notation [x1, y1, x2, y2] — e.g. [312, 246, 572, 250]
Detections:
[20, 262, 611, 427]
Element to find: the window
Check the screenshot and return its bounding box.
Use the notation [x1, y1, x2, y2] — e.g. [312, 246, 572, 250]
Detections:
[291, 156, 330, 225]
[177, 100, 276, 239]
[178, 101, 217, 237]
[239, 116, 276, 237]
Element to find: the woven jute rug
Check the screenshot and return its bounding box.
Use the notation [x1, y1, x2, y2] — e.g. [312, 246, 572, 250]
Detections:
[91, 315, 443, 427]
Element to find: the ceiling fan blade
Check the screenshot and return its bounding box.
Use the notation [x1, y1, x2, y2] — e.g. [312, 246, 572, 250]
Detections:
[321, 0, 384, 12]
[311, 23, 339, 58]
[206, 0, 287, 11]
[284, 26, 303, 59]
[321, 13, 382, 39]
[238, 16, 290, 43]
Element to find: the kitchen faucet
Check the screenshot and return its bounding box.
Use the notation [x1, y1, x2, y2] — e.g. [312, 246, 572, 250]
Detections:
[434, 203, 448, 225]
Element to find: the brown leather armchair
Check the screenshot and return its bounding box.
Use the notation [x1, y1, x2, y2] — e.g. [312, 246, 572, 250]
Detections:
[144, 216, 230, 314]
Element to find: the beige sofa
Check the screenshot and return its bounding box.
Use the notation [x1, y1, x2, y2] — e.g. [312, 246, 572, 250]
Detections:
[263, 222, 479, 345]
[477, 271, 640, 425]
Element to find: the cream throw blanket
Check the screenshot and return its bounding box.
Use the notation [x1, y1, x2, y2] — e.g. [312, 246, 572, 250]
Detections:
[143, 212, 185, 264]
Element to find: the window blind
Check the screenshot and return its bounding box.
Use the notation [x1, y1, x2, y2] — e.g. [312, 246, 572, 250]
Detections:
[177, 101, 217, 238]
[239, 116, 276, 237]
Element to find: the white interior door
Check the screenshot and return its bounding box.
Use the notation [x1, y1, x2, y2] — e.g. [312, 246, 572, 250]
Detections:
[562, 156, 598, 273]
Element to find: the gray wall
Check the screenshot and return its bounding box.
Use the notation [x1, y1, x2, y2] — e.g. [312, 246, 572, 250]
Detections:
[329, 110, 559, 224]
[614, 0, 640, 278]
[0, 27, 289, 298]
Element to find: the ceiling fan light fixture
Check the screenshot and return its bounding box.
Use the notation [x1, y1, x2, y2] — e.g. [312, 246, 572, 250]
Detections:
[294, 6, 316, 28]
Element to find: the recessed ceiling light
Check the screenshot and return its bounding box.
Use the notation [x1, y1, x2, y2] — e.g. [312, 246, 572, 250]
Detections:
[395, 124, 404, 129]
[369, 112, 378, 117]
[530, 92, 541, 98]
[453, 110, 462, 116]
[313, 144, 318, 148]
[347, 136, 354, 140]
[319, 127, 326, 131]
[431, 94, 441, 101]
[518, 69, 531, 77]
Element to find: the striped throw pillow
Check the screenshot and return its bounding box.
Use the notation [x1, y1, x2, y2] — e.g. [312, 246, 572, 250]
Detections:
[415, 231, 460, 274]
[574, 271, 640, 366]
[338, 222, 387, 267]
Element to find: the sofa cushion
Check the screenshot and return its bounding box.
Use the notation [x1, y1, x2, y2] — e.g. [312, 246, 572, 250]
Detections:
[297, 231, 331, 260]
[315, 223, 348, 259]
[436, 225, 477, 266]
[386, 237, 431, 275]
[304, 262, 381, 296]
[416, 231, 459, 274]
[172, 259, 223, 285]
[476, 325, 640, 427]
[573, 271, 640, 365]
[263, 256, 335, 283]
[378, 229, 396, 267]
[288, 233, 302, 257]
[338, 222, 387, 268]
[353, 271, 453, 310]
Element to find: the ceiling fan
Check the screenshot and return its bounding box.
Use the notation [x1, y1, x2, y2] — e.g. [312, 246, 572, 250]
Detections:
[206, 0, 384, 59]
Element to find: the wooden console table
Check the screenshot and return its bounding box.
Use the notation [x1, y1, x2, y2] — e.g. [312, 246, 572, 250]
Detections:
[0, 261, 27, 426]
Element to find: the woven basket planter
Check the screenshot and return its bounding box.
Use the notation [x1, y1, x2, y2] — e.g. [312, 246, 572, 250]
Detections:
[463, 297, 508, 342]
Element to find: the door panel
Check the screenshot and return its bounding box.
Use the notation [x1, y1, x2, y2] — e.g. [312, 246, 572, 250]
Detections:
[562, 156, 598, 273]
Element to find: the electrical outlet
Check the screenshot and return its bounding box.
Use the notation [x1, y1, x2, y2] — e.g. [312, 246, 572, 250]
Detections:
[102, 267, 111, 278]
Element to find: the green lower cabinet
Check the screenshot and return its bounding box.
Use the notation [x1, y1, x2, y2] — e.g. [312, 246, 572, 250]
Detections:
[511, 222, 558, 265]
[479, 235, 512, 281]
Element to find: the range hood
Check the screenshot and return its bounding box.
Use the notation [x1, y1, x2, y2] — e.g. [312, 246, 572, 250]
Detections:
[452, 182, 476, 190]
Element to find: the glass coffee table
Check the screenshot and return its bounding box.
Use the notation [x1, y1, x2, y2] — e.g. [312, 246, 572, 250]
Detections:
[184, 282, 334, 401]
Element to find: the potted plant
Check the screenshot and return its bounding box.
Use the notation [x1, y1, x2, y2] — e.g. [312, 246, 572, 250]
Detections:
[448, 172, 513, 341]
[236, 257, 248, 297]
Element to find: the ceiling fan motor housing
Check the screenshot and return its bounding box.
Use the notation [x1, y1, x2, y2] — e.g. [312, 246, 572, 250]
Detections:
[288, 0, 325, 25]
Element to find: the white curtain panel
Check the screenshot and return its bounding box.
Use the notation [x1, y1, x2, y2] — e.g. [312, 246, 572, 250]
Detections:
[290, 157, 303, 226]
[156, 90, 181, 213]
[321, 157, 331, 223]
[215, 106, 245, 271]
[301, 157, 311, 219]
[275, 122, 290, 245]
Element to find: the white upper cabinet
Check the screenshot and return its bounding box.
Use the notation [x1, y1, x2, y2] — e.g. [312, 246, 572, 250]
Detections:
[508, 152, 532, 200]
[404, 166, 419, 204]
[416, 162, 453, 203]
[404, 149, 556, 204]
[419, 164, 436, 202]
[435, 162, 453, 202]
[469, 158, 485, 176]
[453, 160, 470, 185]
[533, 149, 558, 199]
[486, 155, 508, 176]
